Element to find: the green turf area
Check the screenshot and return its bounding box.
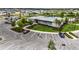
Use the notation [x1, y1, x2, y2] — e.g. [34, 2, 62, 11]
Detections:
[61, 23, 79, 32]
[28, 24, 58, 32]
[28, 23, 79, 32]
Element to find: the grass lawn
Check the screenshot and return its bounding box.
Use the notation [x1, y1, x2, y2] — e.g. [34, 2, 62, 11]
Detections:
[61, 23, 79, 32]
[28, 23, 79, 32]
[28, 24, 58, 32]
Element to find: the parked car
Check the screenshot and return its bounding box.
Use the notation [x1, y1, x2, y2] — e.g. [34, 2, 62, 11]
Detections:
[5, 21, 11, 24]
[23, 30, 30, 34]
[59, 32, 65, 38]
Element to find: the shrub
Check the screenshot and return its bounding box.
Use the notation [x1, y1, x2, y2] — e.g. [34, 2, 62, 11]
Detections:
[11, 27, 23, 32]
[48, 40, 56, 50]
[11, 21, 16, 26]
[21, 18, 27, 24]
[28, 21, 33, 25]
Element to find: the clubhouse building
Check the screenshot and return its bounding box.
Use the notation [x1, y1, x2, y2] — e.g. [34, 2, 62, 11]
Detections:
[27, 16, 63, 28]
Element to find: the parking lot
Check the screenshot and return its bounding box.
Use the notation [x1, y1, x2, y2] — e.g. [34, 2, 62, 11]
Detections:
[0, 20, 79, 50]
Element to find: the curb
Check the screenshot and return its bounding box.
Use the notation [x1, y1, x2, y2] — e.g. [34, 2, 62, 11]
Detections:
[26, 29, 59, 34]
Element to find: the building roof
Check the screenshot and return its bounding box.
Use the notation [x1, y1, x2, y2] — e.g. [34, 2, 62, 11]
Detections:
[28, 16, 62, 22]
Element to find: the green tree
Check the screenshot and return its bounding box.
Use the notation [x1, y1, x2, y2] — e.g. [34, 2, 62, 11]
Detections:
[11, 21, 16, 26]
[75, 12, 79, 17]
[68, 12, 75, 17]
[55, 19, 63, 31]
[60, 12, 64, 17]
[55, 19, 62, 27]
[17, 20, 24, 27]
[48, 40, 56, 50]
[21, 18, 26, 24]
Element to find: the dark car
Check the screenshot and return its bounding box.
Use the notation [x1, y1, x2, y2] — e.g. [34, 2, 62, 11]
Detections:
[59, 32, 65, 38]
[23, 30, 30, 34]
[5, 21, 11, 24]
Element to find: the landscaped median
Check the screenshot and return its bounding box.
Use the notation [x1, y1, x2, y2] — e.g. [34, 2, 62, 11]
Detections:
[64, 32, 78, 39]
[64, 33, 73, 39]
[11, 18, 32, 32]
[69, 32, 79, 38]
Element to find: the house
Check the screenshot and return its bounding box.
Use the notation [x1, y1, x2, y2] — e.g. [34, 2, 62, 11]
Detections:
[27, 16, 63, 28]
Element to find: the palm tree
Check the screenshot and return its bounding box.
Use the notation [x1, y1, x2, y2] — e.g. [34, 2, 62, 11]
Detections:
[54, 18, 63, 31]
[69, 11, 75, 17]
[55, 19, 62, 27]
[19, 10, 21, 19]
